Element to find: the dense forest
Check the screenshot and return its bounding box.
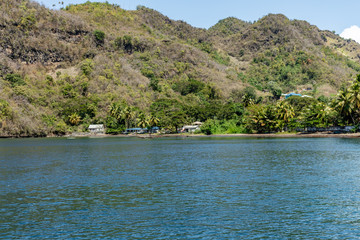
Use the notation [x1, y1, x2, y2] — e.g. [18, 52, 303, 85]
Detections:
[1, 0, 360, 136]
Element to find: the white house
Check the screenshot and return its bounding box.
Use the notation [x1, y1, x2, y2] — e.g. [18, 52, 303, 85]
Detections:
[88, 124, 105, 134]
[180, 122, 203, 133]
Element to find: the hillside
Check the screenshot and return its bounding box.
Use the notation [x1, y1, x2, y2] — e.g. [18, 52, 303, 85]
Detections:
[1, 0, 360, 136]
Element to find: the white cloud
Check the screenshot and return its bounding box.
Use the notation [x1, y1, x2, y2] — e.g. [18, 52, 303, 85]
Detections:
[340, 25, 360, 44]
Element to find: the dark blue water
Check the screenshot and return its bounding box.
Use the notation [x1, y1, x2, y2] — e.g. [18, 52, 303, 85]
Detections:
[1, 137, 360, 239]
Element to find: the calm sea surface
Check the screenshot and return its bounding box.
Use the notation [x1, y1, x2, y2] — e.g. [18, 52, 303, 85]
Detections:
[1, 137, 360, 239]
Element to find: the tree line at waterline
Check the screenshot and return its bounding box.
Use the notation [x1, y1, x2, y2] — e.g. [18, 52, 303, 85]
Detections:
[1, 72, 360, 136]
[92, 74, 360, 135]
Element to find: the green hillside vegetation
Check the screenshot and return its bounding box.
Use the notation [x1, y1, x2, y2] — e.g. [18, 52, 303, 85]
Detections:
[1, 0, 360, 136]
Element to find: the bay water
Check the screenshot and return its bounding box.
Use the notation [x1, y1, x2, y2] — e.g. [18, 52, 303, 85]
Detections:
[1, 137, 360, 239]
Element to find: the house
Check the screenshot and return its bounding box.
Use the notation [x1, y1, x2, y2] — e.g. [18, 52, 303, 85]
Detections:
[88, 124, 105, 134]
[124, 127, 160, 134]
[149, 127, 160, 133]
[124, 128, 144, 134]
[181, 125, 200, 133]
[180, 122, 202, 133]
[285, 93, 302, 99]
[192, 121, 202, 126]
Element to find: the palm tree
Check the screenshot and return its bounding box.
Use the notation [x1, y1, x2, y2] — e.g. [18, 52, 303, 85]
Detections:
[301, 102, 329, 128]
[122, 106, 135, 129]
[147, 115, 160, 136]
[69, 113, 81, 126]
[275, 101, 295, 131]
[108, 102, 122, 121]
[148, 115, 159, 128]
[137, 113, 148, 129]
[333, 89, 353, 124]
[348, 80, 360, 123]
[248, 105, 276, 133]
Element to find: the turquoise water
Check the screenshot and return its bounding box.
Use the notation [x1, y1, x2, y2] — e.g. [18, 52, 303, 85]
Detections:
[1, 137, 360, 239]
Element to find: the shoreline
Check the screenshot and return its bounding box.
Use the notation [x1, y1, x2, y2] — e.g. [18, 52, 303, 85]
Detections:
[152, 132, 360, 138]
[1, 132, 360, 139]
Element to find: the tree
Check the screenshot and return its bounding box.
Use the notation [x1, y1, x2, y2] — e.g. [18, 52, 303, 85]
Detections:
[108, 102, 123, 121]
[93, 30, 105, 46]
[5, 74, 26, 87]
[68, 113, 81, 126]
[333, 89, 354, 125]
[275, 101, 295, 131]
[300, 102, 333, 128]
[332, 74, 360, 125]
[122, 106, 135, 129]
[137, 113, 148, 129]
[148, 115, 159, 129]
[0, 100, 11, 128]
[245, 104, 276, 133]
[348, 78, 360, 123]
[150, 99, 186, 131]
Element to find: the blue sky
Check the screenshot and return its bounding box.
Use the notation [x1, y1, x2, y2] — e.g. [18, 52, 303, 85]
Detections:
[36, 0, 360, 39]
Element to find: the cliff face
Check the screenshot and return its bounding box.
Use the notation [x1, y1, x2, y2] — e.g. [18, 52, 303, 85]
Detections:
[1, 1, 360, 136]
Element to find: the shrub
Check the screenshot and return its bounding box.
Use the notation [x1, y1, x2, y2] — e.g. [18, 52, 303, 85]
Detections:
[200, 120, 214, 135]
[93, 30, 105, 46]
[5, 74, 26, 87]
[80, 59, 94, 76]
[0, 99, 11, 123]
[172, 78, 205, 96]
[61, 84, 77, 98]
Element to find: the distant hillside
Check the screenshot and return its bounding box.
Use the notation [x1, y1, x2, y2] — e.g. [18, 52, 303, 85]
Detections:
[1, 0, 360, 136]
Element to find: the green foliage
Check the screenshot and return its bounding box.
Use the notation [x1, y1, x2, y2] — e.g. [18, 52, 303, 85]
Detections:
[200, 119, 245, 135]
[172, 78, 205, 96]
[0, 100, 10, 116]
[60, 98, 98, 124]
[106, 126, 125, 135]
[80, 59, 94, 76]
[46, 75, 54, 85]
[245, 104, 277, 133]
[200, 119, 214, 135]
[211, 51, 230, 66]
[149, 78, 160, 92]
[20, 13, 36, 30]
[114, 35, 148, 53]
[346, 60, 360, 72]
[42, 114, 57, 127]
[150, 98, 187, 131]
[61, 84, 77, 98]
[55, 121, 67, 135]
[285, 96, 317, 113]
[93, 30, 105, 46]
[0, 100, 12, 127]
[246, 50, 321, 92]
[174, 62, 189, 73]
[298, 102, 334, 128]
[198, 41, 213, 53]
[5, 74, 26, 87]
[332, 75, 360, 125]
[271, 88, 282, 100]
[68, 113, 81, 126]
[141, 64, 161, 91]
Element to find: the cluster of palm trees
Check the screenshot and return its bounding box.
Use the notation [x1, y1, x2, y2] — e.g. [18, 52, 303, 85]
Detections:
[333, 75, 360, 125]
[247, 101, 296, 133]
[108, 102, 159, 131]
[247, 75, 360, 133]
